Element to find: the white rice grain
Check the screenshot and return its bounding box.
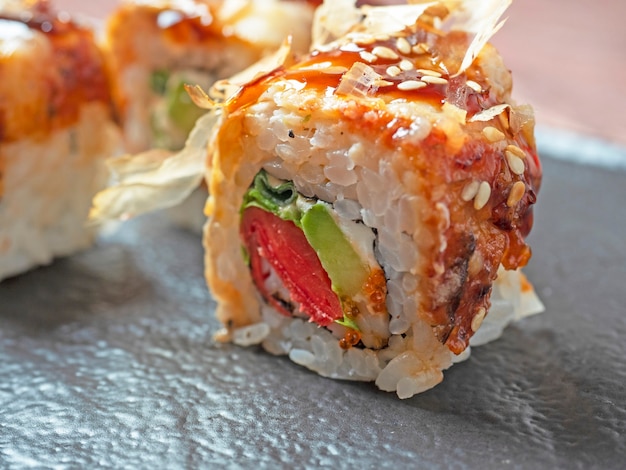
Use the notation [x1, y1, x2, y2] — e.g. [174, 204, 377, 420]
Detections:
[289, 349, 316, 367]
[333, 197, 362, 220]
[378, 228, 418, 273]
[396, 370, 443, 399]
[233, 323, 271, 347]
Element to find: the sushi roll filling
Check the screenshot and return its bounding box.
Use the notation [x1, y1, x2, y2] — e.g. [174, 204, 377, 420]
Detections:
[240, 170, 389, 349]
[149, 69, 210, 149]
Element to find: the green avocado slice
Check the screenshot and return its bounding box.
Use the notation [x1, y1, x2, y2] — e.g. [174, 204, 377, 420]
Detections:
[301, 204, 369, 298]
[166, 80, 205, 134]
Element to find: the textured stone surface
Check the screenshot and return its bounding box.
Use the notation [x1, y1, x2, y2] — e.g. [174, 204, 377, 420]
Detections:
[1, 157, 625, 469]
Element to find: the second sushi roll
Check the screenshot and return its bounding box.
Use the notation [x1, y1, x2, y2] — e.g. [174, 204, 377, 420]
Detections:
[0, 0, 122, 281]
[105, 0, 317, 154]
[104, 0, 317, 230]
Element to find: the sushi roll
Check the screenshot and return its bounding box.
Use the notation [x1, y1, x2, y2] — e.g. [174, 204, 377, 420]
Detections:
[200, 0, 544, 397]
[104, 0, 317, 230]
[105, 0, 317, 153]
[0, 0, 122, 282]
[90, 0, 544, 398]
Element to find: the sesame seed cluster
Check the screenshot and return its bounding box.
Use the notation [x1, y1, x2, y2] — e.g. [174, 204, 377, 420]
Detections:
[323, 27, 533, 216]
[339, 31, 459, 94]
[288, 19, 537, 224]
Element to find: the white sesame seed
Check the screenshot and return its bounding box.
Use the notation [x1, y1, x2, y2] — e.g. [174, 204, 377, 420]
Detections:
[461, 180, 480, 202]
[498, 110, 510, 130]
[505, 144, 526, 159]
[372, 46, 399, 60]
[420, 75, 448, 85]
[353, 34, 376, 45]
[396, 37, 412, 55]
[471, 308, 486, 332]
[412, 43, 429, 54]
[482, 126, 505, 143]
[416, 69, 442, 77]
[466, 80, 482, 92]
[386, 65, 402, 77]
[507, 181, 526, 207]
[474, 181, 491, 210]
[299, 61, 333, 71]
[374, 34, 390, 41]
[397, 80, 427, 91]
[322, 66, 349, 75]
[468, 251, 484, 275]
[376, 79, 394, 87]
[506, 152, 525, 175]
[340, 43, 362, 53]
[359, 51, 378, 63]
[399, 59, 414, 71]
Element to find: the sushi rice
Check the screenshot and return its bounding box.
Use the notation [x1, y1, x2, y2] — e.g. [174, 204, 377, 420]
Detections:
[209, 85, 543, 398]
[0, 104, 120, 282]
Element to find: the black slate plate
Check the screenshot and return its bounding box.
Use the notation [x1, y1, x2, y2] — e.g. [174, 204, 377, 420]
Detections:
[1, 156, 625, 469]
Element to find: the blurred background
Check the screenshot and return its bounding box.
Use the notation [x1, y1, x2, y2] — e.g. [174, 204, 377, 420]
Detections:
[55, 0, 626, 160]
[492, 0, 626, 159]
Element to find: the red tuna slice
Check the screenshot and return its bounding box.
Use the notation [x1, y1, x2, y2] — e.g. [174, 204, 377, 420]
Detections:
[240, 206, 343, 326]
